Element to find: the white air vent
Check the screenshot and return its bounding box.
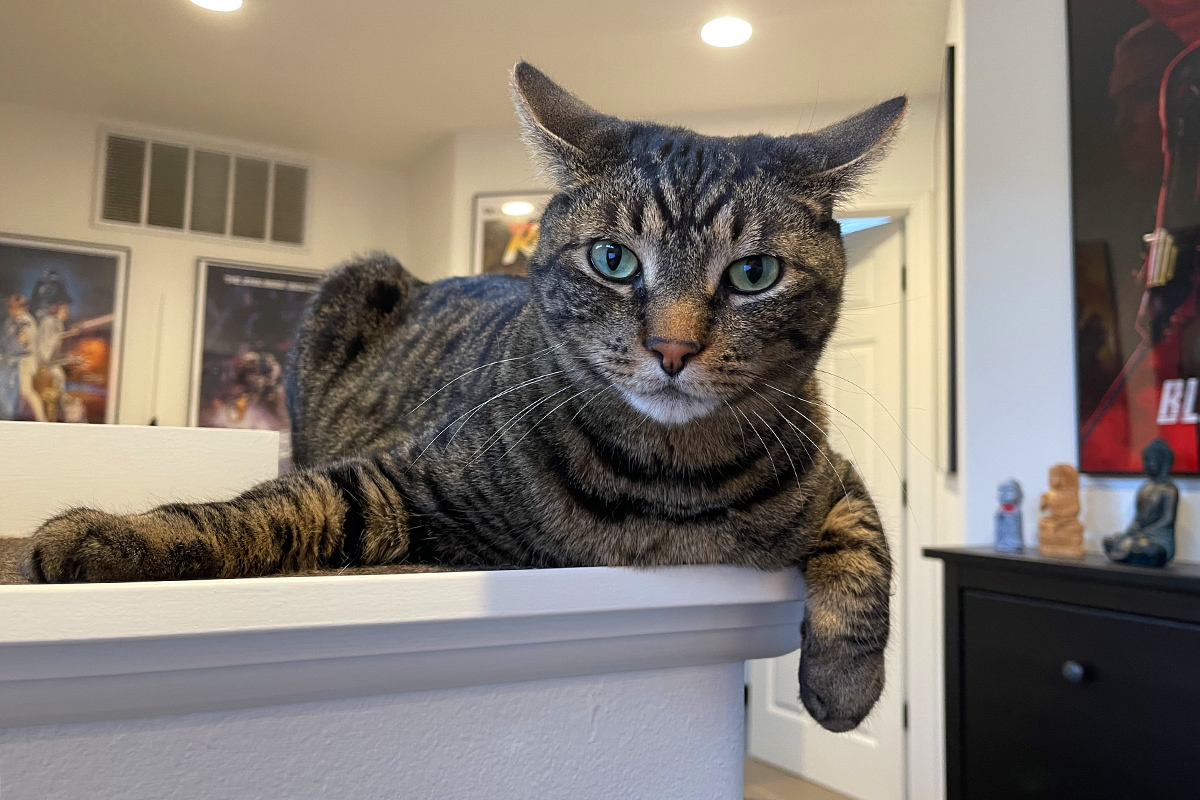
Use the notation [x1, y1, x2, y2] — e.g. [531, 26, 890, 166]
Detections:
[98, 131, 308, 246]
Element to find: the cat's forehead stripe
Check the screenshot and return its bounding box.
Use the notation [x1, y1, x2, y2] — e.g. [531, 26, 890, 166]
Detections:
[629, 202, 644, 236]
[651, 180, 678, 229]
[628, 137, 756, 240]
[696, 183, 736, 232]
[730, 211, 746, 242]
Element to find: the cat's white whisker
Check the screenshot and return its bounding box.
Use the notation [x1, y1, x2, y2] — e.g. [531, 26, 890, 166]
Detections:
[404, 342, 569, 416]
[568, 385, 615, 425]
[772, 389, 925, 535]
[735, 406, 778, 484]
[805, 366, 929, 462]
[468, 383, 577, 463]
[766, 381, 903, 486]
[752, 388, 850, 505]
[491, 387, 594, 463]
[758, 383, 845, 464]
[405, 368, 580, 471]
[445, 368, 582, 446]
[724, 401, 749, 453]
[752, 409, 801, 489]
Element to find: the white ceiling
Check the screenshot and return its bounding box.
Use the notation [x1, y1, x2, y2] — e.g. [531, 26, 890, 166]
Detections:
[0, 0, 948, 167]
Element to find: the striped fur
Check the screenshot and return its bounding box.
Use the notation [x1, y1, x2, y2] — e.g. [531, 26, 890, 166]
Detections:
[22, 63, 902, 733]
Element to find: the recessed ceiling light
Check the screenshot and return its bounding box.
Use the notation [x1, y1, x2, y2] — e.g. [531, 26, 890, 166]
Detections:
[501, 201, 535, 217]
[701, 17, 752, 48]
[190, 0, 243, 12]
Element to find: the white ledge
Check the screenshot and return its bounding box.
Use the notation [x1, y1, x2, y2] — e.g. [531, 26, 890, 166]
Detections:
[0, 566, 805, 729]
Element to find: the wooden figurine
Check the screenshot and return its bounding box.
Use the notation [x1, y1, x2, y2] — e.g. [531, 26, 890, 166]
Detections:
[1038, 464, 1085, 557]
[1103, 438, 1179, 567]
[995, 479, 1024, 552]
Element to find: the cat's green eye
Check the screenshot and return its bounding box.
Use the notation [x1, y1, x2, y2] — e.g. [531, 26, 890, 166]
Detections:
[588, 240, 640, 281]
[726, 255, 781, 293]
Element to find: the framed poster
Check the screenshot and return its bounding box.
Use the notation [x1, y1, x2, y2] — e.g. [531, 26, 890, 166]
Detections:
[189, 260, 320, 469]
[0, 234, 128, 424]
[1069, 0, 1200, 473]
[471, 192, 553, 276]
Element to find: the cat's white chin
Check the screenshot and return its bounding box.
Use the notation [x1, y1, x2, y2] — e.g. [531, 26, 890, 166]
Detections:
[620, 388, 717, 425]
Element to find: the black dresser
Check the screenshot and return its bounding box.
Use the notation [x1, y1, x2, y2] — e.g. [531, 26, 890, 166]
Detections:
[924, 547, 1200, 800]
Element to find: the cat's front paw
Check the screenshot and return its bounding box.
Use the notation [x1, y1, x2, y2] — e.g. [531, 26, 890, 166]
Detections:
[797, 626, 885, 733]
[20, 508, 206, 583]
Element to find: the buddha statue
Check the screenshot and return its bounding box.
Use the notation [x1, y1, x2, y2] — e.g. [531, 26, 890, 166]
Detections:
[1103, 439, 1179, 567]
[1038, 464, 1085, 557]
[994, 479, 1024, 552]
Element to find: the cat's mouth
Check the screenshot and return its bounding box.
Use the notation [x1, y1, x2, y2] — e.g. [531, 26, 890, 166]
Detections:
[618, 384, 717, 425]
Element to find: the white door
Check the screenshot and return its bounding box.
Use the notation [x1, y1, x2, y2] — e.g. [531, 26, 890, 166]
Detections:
[747, 220, 906, 800]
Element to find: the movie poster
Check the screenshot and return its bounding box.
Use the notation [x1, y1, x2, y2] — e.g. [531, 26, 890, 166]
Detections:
[472, 193, 552, 276]
[1070, 0, 1200, 473]
[189, 260, 320, 469]
[0, 235, 127, 424]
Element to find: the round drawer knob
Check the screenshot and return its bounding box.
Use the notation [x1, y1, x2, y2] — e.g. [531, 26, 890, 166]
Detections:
[1061, 660, 1087, 684]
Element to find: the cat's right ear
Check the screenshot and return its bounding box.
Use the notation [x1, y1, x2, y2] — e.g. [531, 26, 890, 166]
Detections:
[510, 62, 624, 188]
[784, 96, 908, 212]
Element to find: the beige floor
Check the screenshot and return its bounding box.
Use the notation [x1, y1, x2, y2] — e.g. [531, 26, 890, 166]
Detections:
[744, 759, 851, 800]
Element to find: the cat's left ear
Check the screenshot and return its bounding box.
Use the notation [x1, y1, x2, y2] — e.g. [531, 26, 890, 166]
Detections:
[510, 62, 625, 188]
[783, 96, 908, 211]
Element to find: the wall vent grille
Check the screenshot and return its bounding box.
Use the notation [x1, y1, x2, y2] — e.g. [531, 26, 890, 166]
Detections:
[98, 132, 308, 246]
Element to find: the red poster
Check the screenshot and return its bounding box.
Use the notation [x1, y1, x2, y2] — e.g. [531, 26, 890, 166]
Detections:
[1071, 0, 1200, 473]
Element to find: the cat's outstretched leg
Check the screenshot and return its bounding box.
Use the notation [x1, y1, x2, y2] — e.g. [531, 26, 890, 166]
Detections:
[798, 454, 892, 733]
[19, 456, 410, 583]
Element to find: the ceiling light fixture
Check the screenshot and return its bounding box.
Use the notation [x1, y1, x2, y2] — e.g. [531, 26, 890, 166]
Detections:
[190, 0, 243, 12]
[701, 16, 752, 48]
[501, 201, 535, 217]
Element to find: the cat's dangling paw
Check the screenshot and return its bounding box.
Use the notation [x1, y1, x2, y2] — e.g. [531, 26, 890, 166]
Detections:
[797, 620, 885, 733]
[20, 508, 214, 583]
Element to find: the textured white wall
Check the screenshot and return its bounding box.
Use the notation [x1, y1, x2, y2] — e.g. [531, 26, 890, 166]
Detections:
[0, 664, 745, 800]
[403, 136, 458, 281]
[0, 101, 410, 428]
[957, 0, 1077, 548]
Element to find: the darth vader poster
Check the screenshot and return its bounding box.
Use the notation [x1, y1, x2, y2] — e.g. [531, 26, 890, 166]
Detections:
[0, 235, 127, 424]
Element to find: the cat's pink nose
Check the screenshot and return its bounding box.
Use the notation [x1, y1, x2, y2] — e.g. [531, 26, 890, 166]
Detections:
[645, 338, 701, 377]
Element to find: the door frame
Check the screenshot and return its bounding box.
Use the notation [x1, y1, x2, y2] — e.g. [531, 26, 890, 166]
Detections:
[841, 193, 942, 800]
[743, 192, 941, 800]
[748, 215, 909, 800]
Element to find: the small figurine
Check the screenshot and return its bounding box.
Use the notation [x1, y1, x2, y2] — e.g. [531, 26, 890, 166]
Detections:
[1038, 464, 1085, 557]
[1103, 439, 1179, 567]
[994, 479, 1024, 552]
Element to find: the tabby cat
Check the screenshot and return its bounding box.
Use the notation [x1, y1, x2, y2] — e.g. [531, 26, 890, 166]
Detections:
[21, 63, 903, 733]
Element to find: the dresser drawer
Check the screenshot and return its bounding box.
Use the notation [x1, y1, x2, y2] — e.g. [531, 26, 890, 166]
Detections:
[961, 590, 1200, 800]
